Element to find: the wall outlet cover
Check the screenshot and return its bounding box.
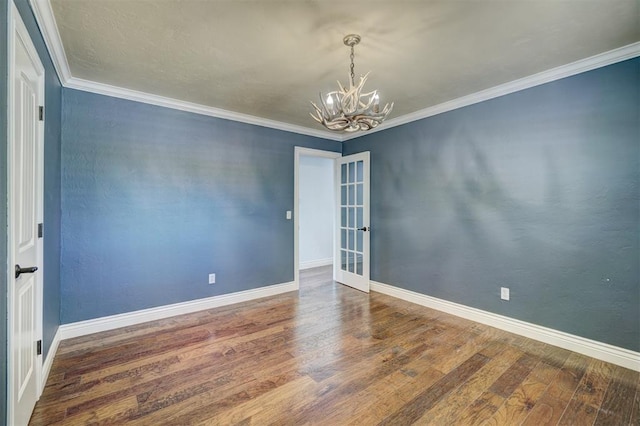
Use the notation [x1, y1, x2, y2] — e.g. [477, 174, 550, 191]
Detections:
[209, 273, 216, 284]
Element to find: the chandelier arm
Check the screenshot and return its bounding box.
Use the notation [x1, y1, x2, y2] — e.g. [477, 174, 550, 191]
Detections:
[327, 99, 393, 121]
[324, 113, 388, 129]
[326, 119, 350, 131]
[358, 93, 377, 111]
[309, 112, 322, 124]
[348, 73, 370, 110]
[310, 100, 322, 113]
[309, 101, 324, 122]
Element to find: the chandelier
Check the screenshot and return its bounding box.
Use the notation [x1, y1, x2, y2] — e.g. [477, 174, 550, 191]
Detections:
[310, 34, 393, 132]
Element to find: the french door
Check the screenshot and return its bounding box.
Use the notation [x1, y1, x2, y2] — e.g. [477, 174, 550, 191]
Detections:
[334, 152, 370, 292]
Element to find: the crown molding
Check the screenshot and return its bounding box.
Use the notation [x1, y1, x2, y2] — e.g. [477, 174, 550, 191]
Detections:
[29, 0, 71, 82]
[343, 41, 640, 141]
[30, 0, 639, 143]
[28, 0, 341, 141]
[64, 76, 342, 141]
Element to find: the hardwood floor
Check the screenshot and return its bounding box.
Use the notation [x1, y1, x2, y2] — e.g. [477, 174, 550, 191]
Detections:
[31, 266, 639, 425]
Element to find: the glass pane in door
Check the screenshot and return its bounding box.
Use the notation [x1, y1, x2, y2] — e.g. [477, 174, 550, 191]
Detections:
[339, 158, 366, 276]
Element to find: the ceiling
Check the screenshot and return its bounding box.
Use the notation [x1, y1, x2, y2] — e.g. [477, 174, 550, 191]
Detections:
[41, 0, 640, 138]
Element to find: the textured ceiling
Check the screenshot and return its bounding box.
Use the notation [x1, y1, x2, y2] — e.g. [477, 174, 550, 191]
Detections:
[49, 0, 639, 132]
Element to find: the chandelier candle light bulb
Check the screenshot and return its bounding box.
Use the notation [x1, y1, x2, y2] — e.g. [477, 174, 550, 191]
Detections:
[310, 34, 393, 132]
[326, 94, 335, 114]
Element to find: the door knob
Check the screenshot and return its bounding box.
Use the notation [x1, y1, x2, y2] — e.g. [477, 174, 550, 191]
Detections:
[15, 264, 38, 279]
[357, 226, 369, 232]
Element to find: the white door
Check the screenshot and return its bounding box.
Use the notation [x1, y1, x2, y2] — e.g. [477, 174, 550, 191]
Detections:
[334, 152, 370, 292]
[9, 4, 45, 425]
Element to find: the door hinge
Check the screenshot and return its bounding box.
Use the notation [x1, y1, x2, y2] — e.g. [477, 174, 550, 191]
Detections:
[39, 106, 44, 121]
[38, 223, 44, 238]
[36, 340, 42, 355]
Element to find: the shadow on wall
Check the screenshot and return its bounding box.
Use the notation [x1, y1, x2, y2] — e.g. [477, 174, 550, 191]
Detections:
[345, 58, 640, 351]
[369, 103, 637, 348]
[378, 122, 579, 287]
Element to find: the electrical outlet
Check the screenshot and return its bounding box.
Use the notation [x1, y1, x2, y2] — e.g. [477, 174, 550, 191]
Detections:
[209, 273, 216, 284]
[500, 287, 510, 301]
[286, 210, 292, 220]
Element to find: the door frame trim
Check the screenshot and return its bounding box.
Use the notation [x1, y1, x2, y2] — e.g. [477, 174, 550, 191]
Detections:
[7, 3, 46, 424]
[293, 147, 341, 289]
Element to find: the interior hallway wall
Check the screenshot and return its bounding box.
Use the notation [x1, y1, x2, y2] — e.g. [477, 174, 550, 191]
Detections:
[299, 155, 334, 269]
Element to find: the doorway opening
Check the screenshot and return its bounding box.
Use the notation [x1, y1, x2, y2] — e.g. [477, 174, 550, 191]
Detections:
[299, 155, 334, 269]
[293, 147, 341, 288]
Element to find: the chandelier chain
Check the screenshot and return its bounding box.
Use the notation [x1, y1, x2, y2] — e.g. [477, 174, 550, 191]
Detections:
[350, 45, 355, 86]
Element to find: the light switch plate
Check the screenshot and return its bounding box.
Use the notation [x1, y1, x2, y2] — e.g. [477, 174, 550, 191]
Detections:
[500, 287, 510, 301]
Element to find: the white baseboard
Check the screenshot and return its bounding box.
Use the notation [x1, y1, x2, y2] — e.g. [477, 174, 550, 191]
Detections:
[300, 258, 333, 270]
[59, 281, 297, 340]
[371, 281, 640, 372]
[41, 327, 61, 390]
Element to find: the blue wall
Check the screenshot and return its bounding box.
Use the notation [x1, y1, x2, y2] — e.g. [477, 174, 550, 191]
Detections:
[1, 0, 8, 421]
[61, 89, 341, 323]
[343, 58, 640, 351]
[14, 0, 62, 360]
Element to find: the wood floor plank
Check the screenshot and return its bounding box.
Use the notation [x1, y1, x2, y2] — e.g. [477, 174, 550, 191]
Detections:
[521, 352, 591, 426]
[594, 365, 639, 425]
[334, 363, 439, 425]
[485, 376, 549, 425]
[429, 328, 493, 375]
[29, 266, 640, 425]
[415, 342, 520, 425]
[129, 362, 305, 425]
[57, 395, 139, 426]
[529, 361, 561, 386]
[456, 390, 505, 426]
[312, 333, 457, 424]
[376, 353, 490, 425]
[58, 331, 294, 418]
[558, 358, 613, 425]
[382, 359, 445, 405]
[488, 352, 539, 398]
[630, 385, 640, 425]
[219, 376, 320, 426]
[59, 297, 377, 412]
[285, 342, 433, 424]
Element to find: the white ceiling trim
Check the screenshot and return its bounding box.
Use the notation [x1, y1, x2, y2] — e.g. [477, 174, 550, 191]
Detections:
[29, 0, 342, 141]
[343, 41, 640, 141]
[30, 0, 640, 144]
[64, 76, 343, 141]
[29, 0, 71, 82]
